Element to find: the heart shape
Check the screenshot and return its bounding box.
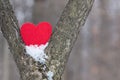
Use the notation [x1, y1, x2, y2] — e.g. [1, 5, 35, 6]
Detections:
[20, 22, 52, 46]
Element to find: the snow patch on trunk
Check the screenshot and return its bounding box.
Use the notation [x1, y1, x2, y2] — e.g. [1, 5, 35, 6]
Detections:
[25, 43, 48, 64]
[46, 71, 54, 80]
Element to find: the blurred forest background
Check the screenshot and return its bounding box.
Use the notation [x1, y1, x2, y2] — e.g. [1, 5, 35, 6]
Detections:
[0, 0, 120, 80]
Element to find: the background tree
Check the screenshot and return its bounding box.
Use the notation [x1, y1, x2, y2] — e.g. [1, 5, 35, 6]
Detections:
[0, 0, 94, 80]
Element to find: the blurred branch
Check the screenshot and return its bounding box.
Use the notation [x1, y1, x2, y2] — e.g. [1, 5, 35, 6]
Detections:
[0, 0, 94, 80]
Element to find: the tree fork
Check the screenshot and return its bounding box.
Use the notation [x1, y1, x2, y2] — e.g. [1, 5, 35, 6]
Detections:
[0, 0, 94, 80]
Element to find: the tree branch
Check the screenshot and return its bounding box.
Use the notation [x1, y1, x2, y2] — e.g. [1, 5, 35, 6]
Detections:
[45, 0, 94, 79]
[0, 0, 94, 80]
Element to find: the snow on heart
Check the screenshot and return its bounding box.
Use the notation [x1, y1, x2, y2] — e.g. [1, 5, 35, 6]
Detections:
[20, 22, 52, 64]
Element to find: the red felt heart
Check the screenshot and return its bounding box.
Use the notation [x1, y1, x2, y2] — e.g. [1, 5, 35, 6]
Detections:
[20, 22, 52, 46]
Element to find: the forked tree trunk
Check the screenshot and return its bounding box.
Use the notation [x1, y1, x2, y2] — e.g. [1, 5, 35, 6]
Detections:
[0, 0, 94, 80]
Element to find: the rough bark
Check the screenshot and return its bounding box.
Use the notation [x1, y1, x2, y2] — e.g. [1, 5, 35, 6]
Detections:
[0, 0, 94, 80]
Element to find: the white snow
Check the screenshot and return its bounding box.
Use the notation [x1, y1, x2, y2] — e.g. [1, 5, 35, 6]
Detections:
[43, 65, 46, 70]
[46, 71, 54, 80]
[25, 43, 48, 64]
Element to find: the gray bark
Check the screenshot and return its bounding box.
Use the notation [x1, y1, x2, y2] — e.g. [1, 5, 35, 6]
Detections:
[0, 0, 94, 80]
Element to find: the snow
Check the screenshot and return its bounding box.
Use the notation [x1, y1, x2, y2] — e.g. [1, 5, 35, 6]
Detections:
[25, 43, 48, 64]
[46, 71, 54, 80]
[25, 43, 54, 79]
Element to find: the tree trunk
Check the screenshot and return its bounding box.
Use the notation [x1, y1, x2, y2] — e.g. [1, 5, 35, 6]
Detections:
[0, 0, 94, 80]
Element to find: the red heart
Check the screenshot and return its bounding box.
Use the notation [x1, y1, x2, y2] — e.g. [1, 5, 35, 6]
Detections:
[20, 22, 52, 46]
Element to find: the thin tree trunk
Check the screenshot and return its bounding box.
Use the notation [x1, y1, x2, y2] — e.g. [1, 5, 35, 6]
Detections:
[0, 0, 94, 80]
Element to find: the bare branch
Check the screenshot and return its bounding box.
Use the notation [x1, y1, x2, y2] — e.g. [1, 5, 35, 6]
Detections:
[45, 0, 94, 79]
